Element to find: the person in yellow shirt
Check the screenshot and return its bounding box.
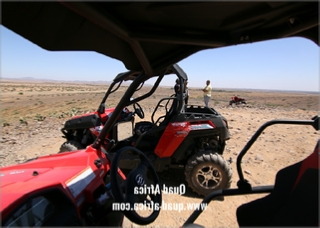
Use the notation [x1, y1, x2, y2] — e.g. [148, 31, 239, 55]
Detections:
[202, 80, 212, 107]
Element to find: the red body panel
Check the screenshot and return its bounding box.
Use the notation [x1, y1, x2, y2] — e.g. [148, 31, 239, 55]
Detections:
[0, 146, 112, 218]
[294, 141, 319, 187]
[155, 121, 216, 158]
[70, 107, 129, 138]
[70, 107, 115, 123]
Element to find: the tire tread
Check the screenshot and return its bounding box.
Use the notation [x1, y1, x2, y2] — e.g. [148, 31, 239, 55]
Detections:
[185, 151, 232, 196]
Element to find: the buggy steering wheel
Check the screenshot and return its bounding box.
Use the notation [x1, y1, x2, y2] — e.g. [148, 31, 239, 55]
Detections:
[110, 146, 162, 225]
[133, 102, 145, 119]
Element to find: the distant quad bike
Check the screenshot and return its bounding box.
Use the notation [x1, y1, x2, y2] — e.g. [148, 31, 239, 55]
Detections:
[229, 95, 247, 106]
[59, 64, 232, 196]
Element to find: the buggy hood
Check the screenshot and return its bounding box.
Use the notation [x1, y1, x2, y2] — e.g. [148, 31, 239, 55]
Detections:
[0, 149, 104, 214]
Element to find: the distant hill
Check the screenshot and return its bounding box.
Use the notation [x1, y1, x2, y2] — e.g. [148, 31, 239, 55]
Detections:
[1, 77, 112, 85]
[1, 77, 318, 94]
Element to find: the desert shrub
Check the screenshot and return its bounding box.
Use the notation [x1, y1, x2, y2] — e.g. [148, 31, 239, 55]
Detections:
[265, 103, 281, 107]
[70, 108, 80, 116]
[19, 117, 28, 125]
[2, 121, 10, 127]
[34, 113, 46, 121]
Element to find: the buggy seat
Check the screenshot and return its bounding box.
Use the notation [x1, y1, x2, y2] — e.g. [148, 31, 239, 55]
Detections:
[236, 140, 319, 226]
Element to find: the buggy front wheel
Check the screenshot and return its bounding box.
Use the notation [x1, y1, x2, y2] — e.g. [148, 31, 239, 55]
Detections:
[185, 151, 232, 196]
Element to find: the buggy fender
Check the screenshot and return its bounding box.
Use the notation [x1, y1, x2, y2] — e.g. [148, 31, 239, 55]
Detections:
[154, 122, 189, 158]
[155, 121, 216, 158]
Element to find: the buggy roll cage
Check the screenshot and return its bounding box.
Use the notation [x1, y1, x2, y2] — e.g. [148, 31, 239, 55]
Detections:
[93, 63, 188, 149]
[183, 115, 319, 225]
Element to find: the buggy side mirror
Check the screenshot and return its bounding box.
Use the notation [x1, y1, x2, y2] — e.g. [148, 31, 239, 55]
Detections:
[97, 103, 105, 114]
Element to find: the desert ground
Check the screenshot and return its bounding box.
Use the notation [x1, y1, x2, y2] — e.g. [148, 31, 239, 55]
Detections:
[0, 79, 319, 227]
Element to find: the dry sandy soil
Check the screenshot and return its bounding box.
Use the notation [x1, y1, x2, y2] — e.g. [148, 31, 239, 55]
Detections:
[1, 79, 319, 227]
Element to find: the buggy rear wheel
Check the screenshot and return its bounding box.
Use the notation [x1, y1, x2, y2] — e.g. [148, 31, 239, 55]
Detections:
[59, 140, 84, 153]
[185, 151, 232, 196]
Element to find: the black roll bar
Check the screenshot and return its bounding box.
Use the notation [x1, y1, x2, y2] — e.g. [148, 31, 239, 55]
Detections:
[236, 116, 319, 190]
[92, 64, 189, 149]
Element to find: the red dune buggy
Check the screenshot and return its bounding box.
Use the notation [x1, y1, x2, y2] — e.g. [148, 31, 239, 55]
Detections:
[59, 64, 232, 197]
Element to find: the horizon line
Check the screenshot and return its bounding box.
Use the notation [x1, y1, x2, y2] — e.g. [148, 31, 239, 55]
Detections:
[1, 77, 318, 94]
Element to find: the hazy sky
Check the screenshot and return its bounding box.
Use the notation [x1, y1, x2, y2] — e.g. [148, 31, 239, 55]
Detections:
[1, 25, 319, 92]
